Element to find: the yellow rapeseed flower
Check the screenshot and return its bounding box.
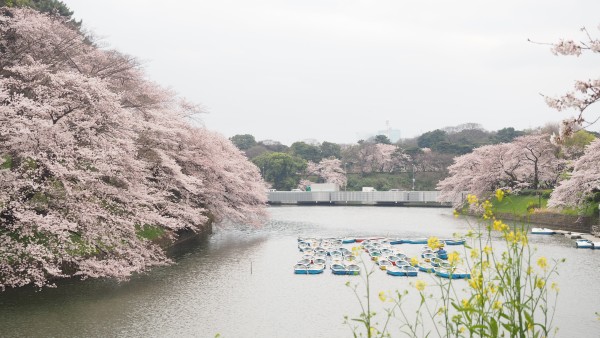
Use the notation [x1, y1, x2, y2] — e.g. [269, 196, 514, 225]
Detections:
[461, 299, 470, 309]
[536, 278, 545, 289]
[448, 251, 460, 265]
[492, 220, 507, 232]
[410, 256, 419, 266]
[526, 266, 533, 275]
[378, 291, 387, 302]
[466, 194, 478, 205]
[481, 199, 493, 219]
[483, 245, 492, 254]
[537, 256, 548, 270]
[551, 282, 559, 292]
[428, 236, 441, 250]
[493, 300, 502, 310]
[495, 188, 504, 201]
[453, 209, 460, 218]
[470, 249, 479, 259]
[505, 231, 516, 243]
[415, 280, 426, 291]
[458, 327, 466, 334]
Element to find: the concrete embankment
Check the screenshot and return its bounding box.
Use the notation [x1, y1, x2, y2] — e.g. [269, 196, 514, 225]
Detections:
[496, 211, 599, 236]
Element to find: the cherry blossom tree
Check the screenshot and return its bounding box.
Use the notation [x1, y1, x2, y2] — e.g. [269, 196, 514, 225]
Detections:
[542, 25, 600, 143]
[0, 8, 266, 290]
[549, 138, 600, 208]
[304, 157, 347, 187]
[437, 134, 562, 205]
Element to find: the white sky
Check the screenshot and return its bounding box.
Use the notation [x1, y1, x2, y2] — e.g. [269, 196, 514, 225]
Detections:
[63, 0, 600, 145]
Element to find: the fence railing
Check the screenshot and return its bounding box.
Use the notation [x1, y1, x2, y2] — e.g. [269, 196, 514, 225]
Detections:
[267, 191, 458, 205]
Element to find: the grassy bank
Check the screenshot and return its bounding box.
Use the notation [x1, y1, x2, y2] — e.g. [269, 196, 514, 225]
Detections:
[492, 194, 598, 218]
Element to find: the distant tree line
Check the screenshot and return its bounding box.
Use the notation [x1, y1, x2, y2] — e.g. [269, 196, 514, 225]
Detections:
[229, 123, 588, 191]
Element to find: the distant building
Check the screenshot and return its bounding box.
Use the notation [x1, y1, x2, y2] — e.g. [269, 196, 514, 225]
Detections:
[308, 183, 340, 192]
[376, 129, 401, 143]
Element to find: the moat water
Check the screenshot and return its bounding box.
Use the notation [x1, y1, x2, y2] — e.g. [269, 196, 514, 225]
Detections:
[1, 206, 599, 337]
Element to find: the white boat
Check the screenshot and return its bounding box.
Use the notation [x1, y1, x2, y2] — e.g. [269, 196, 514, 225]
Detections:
[531, 227, 556, 235]
[575, 239, 593, 249]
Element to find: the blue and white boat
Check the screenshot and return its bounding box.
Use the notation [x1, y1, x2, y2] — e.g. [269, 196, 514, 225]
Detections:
[406, 238, 428, 245]
[434, 267, 461, 279]
[442, 238, 466, 246]
[342, 237, 356, 244]
[331, 263, 347, 275]
[294, 263, 325, 275]
[417, 261, 435, 273]
[389, 238, 405, 245]
[531, 227, 556, 235]
[436, 249, 448, 260]
[377, 259, 393, 270]
[386, 266, 405, 276]
[345, 264, 361, 275]
[576, 239, 594, 249]
[454, 268, 471, 279]
[401, 265, 418, 276]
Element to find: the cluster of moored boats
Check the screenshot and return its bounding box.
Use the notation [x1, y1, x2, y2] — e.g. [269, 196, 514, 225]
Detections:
[294, 236, 471, 279]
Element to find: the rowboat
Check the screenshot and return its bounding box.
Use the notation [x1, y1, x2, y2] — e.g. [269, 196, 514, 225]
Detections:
[442, 238, 466, 246]
[434, 267, 461, 279]
[417, 261, 435, 273]
[377, 259, 393, 270]
[331, 263, 347, 275]
[386, 266, 405, 276]
[345, 264, 361, 275]
[406, 238, 428, 245]
[342, 237, 356, 244]
[389, 238, 405, 245]
[395, 260, 410, 268]
[430, 257, 444, 267]
[294, 263, 325, 275]
[436, 249, 448, 260]
[531, 227, 556, 235]
[422, 253, 435, 262]
[575, 239, 593, 249]
[401, 265, 418, 277]
[454, 268, 471, 279]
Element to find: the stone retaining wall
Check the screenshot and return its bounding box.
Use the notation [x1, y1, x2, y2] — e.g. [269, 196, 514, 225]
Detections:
[496, 212, 595, 233]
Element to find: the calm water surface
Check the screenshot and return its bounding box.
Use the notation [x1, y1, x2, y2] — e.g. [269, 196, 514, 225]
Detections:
[1, 206, 599, 337]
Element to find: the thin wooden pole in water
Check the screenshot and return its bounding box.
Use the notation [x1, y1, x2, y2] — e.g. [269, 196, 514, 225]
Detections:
[250, 260, 253, 274]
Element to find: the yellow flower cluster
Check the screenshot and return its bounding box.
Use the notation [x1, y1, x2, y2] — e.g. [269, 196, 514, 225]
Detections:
[481, 199, 493, 219]
[415, 280, 426, 291]
[448, 251, 460, 266]
[536, 278, 545, 289]
[504, 230, 528, 246]
[378, 291, 387, 302]
[495, 188, 505, 202]
[410, 256, 419, 267]
[427, 236, 442, 250]
[537, 256, 548, 270]
[493, 300, 503, 310]
[493, 220, 508, 232]
[466, 194, 478, 204]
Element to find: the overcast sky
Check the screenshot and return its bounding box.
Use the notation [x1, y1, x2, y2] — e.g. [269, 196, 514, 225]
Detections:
[63, 0, 600, 145]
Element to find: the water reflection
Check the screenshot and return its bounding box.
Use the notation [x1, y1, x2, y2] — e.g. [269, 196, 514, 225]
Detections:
[0, 206, 598, 337]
